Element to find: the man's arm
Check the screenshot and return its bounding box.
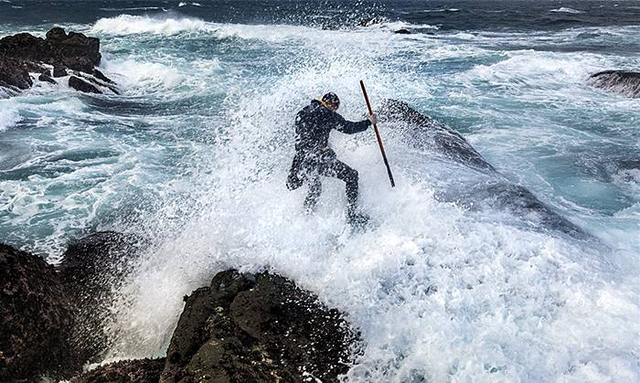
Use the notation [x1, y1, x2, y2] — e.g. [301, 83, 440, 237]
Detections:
[333, 113, 371, 134]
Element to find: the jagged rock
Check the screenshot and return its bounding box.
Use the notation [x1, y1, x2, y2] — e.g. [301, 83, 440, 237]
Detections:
[0, 244, 76, 381]
[160, 269, 362, 383]
[58, 232, 146, 365]
[395, 28, 411, 34]
[0, 27, 111, 94]
[0, 27, 101, 73]
[70, 358, 165, 383]
[0, 57, 33, 90]
[39, 70, 56, 84]
[69, 76, 102, 94]
[588, 70, 640, 98]
[53, 64, 68, 78]
[93, 68, 115, 84]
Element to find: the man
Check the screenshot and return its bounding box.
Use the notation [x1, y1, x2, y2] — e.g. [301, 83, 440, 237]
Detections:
[286, 92, 377, 227]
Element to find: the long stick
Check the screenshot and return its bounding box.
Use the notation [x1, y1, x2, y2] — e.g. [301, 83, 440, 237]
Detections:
[360, 80, 395, 187]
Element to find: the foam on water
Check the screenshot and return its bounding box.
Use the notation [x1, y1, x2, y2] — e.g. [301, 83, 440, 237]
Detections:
[92, 14, 213, 35]
[0, 103, 21, 132]
[91, 22, 640, 381]
[1, 11, 638, 381]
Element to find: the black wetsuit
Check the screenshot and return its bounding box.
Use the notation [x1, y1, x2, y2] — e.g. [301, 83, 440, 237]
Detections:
[286, 100, 371, 217]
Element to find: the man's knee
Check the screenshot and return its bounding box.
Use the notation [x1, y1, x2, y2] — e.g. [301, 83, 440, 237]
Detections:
[346, 168, 358, 183]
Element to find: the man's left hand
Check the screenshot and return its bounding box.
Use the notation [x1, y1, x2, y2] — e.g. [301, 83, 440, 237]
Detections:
[368, 113, 378, 125]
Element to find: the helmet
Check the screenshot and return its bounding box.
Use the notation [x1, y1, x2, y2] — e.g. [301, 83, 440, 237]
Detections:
[321, 92, 340, 106]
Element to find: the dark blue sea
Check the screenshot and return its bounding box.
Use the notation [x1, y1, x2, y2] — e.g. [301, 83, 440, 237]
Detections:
[1, 1, 639, 380]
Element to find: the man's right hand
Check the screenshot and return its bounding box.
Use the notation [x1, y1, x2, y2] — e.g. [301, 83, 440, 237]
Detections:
[368, 113, 378, 126]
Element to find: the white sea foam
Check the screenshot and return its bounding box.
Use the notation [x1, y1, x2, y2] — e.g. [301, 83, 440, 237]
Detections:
[92, 14, 214, 35]
[99, 41, 640, 382]
[102, 59, 184, 91]
[99, 6, 162, 11]
[550, 7, 583, 14]
[0, 103, 21, 132]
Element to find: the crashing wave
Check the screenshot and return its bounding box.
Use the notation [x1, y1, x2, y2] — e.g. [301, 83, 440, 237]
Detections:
[92, 14, 213, 35]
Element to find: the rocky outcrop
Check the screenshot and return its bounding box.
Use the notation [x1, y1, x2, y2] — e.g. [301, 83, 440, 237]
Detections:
[0, 27, 100, 73]
[0, 244, 76, 382]
[588, 70, 640, 98]
[69, 75, 102, 94]
[71, 358, 165, 383]
[58, 231, 146, 365]
[2, 233, 361, 382]
[395, 28, 411, 34]
[0, 57, 33, 91]
[160, 269, 362, 383]
[377, 99, 589, 239]
[0, 27, 116, 95]
[378, 99, 496, 172]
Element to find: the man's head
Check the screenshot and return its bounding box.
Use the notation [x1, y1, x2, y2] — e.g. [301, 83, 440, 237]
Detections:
[321, 92, 340, 111]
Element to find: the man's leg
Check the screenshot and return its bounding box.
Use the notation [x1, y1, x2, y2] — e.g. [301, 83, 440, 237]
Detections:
[304, 175, 322, 214]
[318, 158, 360, 217]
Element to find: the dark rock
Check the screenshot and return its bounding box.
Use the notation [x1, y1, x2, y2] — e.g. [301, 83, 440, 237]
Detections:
[377, 99, 590, 239]
[588, 70, 640, 98]
[70, 358, 165, 383]
[160, 269, 362, 383]
[69, 75, 102, 94]
[93, 68, 115, 84]
[0, 57, 33, 90]
[39, 70, 57, 84]
[378, 99, 495, 172]
[0, 27, 108, 94]
[395, 28, 411, 34]
[58, 232, 146, 365]
[0, 244, 76, 381]
[53, 64, 68, 78]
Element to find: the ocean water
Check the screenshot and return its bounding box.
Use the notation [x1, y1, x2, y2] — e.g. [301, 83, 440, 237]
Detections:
[1, 1, 639, 381]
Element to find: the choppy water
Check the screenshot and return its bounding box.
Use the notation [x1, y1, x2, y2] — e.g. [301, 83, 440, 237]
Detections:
[1, 1, 639, 381]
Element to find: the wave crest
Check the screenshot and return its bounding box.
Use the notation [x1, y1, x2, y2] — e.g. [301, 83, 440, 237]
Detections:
[550, 7, 583, 14]
[92, 14, 213, 35]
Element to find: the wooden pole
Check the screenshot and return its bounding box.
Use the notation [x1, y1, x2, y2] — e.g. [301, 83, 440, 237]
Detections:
[359, 80, 395, 187]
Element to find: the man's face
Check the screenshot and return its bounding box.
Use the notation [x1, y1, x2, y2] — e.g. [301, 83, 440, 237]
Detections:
[327, 103, 339, 112]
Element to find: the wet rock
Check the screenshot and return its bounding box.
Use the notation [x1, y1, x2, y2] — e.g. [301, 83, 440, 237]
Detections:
[69, 75, 102, 94]
[395, 28, 411, 34]
[0, 57, 33, 90]
[70, 358, 165, 383]
[39, 70, 57, 84]
[160, 269, 362, 383]
[53, 64, 68, 77]
[93, 68, 115, 84]
[0, 27, 110, 94]
[58, 232, 146, 365]
[0, 244, 76, 381]
[588, 70, 640, 98]
[377, 99, 590, 240]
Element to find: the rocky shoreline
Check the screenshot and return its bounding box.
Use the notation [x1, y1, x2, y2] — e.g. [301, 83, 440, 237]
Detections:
[0, 234, 361, 382]
[0, 27, 118, 96]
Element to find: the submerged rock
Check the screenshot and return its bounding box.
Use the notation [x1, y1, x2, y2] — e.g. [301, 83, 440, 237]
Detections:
[588, 70, 640, 98]
[38, 70, 56, 84]
[160, 269, 362, 383]
[0, 244, 76, 381]
[71, 358, 165, 383]
[69, 75, 102, 94]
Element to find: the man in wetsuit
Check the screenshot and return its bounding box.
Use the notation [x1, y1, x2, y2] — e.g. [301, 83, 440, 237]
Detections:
[286, 92, 377, 226]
